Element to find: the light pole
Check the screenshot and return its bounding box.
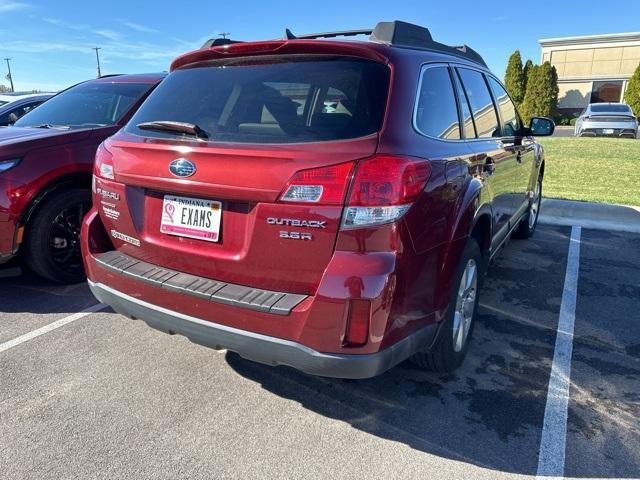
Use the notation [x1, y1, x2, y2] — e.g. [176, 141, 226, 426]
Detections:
[92, 47, 102, 78]
[4, 58, 14, 92]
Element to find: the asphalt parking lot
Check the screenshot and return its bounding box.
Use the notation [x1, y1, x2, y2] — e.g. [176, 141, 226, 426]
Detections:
[0, 224, 638, 479]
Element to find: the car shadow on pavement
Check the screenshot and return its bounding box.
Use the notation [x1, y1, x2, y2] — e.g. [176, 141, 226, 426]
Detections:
[0, 267, 94, 314]
[225, 307, 556, 477]
[225, 226, 634, 478]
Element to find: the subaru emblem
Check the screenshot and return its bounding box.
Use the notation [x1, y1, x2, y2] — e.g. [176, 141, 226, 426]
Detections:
[169, 158, 196, 178]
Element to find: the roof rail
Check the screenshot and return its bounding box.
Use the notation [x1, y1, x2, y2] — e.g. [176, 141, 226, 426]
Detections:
[201, 38, 244, 48]
[369, 20, 487, 67]
[284, 28, 372, 40]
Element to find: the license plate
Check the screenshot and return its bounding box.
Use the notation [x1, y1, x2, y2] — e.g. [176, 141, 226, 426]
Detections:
[160, 195, 221, 242]
[603, 128, 614, 135]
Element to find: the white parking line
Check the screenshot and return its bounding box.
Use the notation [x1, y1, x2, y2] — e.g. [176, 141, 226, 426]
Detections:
[0, 303, 106, 354]
[537, 226, 581, 478]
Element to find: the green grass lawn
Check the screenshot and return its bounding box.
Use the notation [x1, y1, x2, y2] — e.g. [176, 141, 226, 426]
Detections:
[538, 137, 640, 206]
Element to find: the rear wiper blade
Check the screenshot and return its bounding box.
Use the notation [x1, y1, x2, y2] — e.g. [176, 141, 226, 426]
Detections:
[136, 121, 209, 139]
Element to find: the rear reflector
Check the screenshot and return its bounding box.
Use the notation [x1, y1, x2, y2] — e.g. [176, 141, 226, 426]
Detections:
[344, 299, 371, 346]
[279, 161, 354, 205]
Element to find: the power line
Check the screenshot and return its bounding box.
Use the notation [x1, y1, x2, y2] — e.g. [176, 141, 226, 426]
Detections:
[4, 58, 14, 92]
[92, 47, 102, 78]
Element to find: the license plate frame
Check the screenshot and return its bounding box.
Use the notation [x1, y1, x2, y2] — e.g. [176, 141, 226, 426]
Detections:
[160, 194, 222, 243]
[602, 128, 615, 135]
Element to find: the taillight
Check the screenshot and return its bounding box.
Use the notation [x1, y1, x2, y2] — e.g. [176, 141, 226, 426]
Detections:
[95, 142, 115, 180]
[279, 161, 354, 205]
[341, 155, 430, 229]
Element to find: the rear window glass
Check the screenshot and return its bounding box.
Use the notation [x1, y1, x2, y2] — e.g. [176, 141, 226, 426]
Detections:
[590, 104, 631, 113]
[125, 56, 389, 144]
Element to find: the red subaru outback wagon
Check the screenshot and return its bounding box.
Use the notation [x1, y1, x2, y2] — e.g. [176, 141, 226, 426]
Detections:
[82, 21, 554, 378]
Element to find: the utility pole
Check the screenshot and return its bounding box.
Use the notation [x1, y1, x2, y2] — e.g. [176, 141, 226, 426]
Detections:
[4, 58, 14, 92]
[92, 47, 102, 78]
[218, 32, 230, 39]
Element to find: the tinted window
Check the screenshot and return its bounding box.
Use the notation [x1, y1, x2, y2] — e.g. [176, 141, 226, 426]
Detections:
[590, 103, 632, 113]
[452, 71, 476, 138]
[15, 82, 152, 128]
[457, 68, 500, 138]
[488, 77, 521, 136]
[0, 101, 44, 126]
[126, 56, 389, 144]
[415, 66, 460, 139]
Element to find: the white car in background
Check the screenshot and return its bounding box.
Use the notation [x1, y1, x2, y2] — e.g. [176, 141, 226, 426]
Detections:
[0, 92, 54, 126]
[574, 103, 638, 139]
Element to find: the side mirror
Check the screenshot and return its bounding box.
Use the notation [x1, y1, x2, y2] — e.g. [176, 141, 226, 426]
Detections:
[529, 117, 555, 137]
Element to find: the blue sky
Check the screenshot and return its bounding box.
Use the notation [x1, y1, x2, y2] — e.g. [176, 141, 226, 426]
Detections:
[1, 0, 639, 92]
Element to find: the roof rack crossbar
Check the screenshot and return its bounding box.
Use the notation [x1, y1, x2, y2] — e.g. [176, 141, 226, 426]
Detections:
[285, 28, 373, 40]
[369, 20, 487, 67]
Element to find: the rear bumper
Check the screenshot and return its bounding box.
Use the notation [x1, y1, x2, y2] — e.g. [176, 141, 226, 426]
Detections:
[89, 280, 438, 379]
[578, 125, 638, 138]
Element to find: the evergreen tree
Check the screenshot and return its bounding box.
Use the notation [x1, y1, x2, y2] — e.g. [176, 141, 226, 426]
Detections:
[523, 59, 534, 89]
[504, 50, 525, 105]
[624, 62, 640, 116]
[520, 62, 559, 124]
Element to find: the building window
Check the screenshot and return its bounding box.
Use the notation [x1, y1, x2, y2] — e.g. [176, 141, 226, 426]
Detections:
[590, 81, 623, 103]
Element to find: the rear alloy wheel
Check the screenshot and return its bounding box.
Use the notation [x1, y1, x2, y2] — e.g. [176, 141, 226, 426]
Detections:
[411, 238, 481, 373]
[25, 189, 91, 283]
[514, 176, 542, 239]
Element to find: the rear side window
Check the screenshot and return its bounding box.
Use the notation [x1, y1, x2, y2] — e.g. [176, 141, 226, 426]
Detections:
[414, 66, 460, 140]
[126, 56, 389, 144]
[456, 68, 500, 138]
[487, 77, 521, 136]
[451, 71, 476, 139]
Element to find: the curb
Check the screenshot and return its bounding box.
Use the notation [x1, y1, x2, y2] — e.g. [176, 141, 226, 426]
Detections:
[539, 199, 640, 234]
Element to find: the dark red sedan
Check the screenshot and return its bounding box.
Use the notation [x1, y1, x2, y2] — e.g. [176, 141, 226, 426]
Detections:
[0, 73, 164, 282]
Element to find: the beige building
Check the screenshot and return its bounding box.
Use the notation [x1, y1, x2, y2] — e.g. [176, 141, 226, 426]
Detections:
[539, 32, 640, 115]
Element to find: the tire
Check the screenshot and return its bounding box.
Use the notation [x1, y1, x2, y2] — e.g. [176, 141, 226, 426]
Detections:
[411, 238, 482, 373]
[513, 176, 542, 239]
[24, 189, 91, 284]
